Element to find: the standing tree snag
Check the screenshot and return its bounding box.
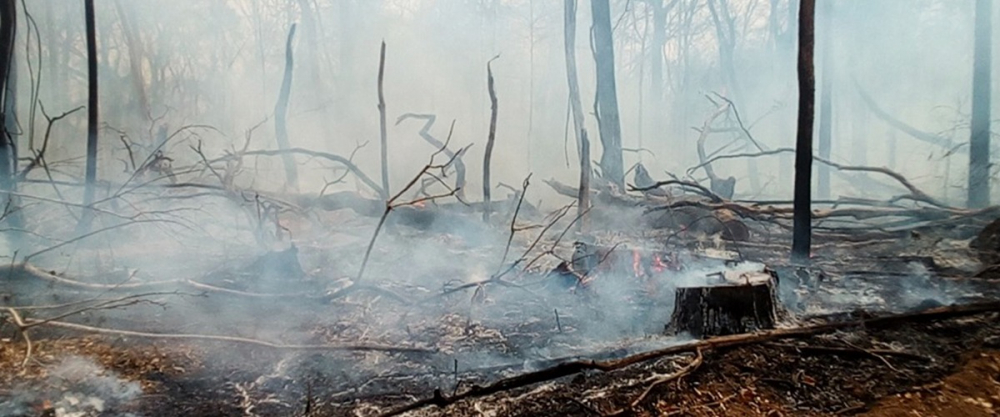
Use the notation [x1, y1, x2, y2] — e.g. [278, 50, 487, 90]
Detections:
[564, 0, 585, 160]
[377, 41, 390, 200]
[275, 23, 299, 192]
[969, 0, 992, 208]
[0, 0, 23, 241]
[483, 56, 499, 222]
[77, 0, 99, 234]
[578, 129, 591, 230]
[791, 0, 815, 262]
[816, 0, 833, 200]
[565, 0, 590, 228]
[590, 0, 625, 190]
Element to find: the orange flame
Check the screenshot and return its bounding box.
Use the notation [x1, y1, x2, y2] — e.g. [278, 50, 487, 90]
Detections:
[632, 250, 644, 278]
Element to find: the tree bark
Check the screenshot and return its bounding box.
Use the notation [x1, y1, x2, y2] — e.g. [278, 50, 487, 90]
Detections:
[578, 129, 591, 230]
[590, 0, 625, 190]
[483, 58, 499, 222]
[666, 273, 778, 338]
[968, 0, 992, 208]
[648, 0, 668, 141]
[564, 0, 586, 160]
[0, 0, 23, 242]
[565, 0, 590, 230]
[707, 0, 760, 196]
[275, 24, 299, 192]
[792, 0, 816, 262]
[77, 0, 99, 234]
[816, 0, 833, 199]
[112, 0, 150, 124]
[377, 41, 389, 200]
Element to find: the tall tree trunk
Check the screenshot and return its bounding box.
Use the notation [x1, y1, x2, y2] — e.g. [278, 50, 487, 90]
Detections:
[792, 0, 815, 262]
[816, 0, 833, 199]
[77, 0, 99, 234]
[968, 0, 992, 208]
[275, 24, 299, 191]
[649, 0, 667, 143]
[377, 41, 389, 200]
[0, 0, 23, 243]
[565, 0, 590, 225]
[708, 0, 760, 195]
[113, 0, 150, 124]
[590, 0, 625, 190]
[564, 0, 585, 159]
[483, 58, 499, 222]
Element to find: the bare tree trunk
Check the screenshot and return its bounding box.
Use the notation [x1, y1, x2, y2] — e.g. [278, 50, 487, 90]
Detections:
[527, 0, 535, 169]
[565, 0, 590, 228]
[792, 0, 815, 262]
[275, 24, 299, 192]
[590, 0, 625, 190]
[816, 0, 833, 199]
[483, 58, 499, 222]
[578, 129, 591, 230]
[707, 0, 760, 195]
[77, 0, 99, 234]
[0, 0, 23, 242]
[564, 0, 585, 159]
[969, 0, 992, 208]
[113, 0, 150, 123]
[377, 41, 389, 200]
[649, 0, 668, 142]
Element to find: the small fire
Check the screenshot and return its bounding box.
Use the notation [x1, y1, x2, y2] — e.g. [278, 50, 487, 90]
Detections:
[632, 250, 644, 278]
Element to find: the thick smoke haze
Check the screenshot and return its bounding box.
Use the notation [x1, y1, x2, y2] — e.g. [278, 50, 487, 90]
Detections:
[7, 0, 996, 211]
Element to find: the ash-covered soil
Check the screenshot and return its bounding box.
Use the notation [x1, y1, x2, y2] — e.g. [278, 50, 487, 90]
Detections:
[2, 312, 999, 416]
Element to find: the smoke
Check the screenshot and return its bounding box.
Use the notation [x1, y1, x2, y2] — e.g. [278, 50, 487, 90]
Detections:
[0, 356, 142, 417]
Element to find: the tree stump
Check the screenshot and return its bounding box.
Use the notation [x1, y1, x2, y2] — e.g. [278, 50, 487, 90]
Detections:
[666, 269, 779, 338]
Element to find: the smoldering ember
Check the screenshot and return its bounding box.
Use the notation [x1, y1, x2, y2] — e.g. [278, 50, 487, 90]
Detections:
[3, 1, 1000, 417]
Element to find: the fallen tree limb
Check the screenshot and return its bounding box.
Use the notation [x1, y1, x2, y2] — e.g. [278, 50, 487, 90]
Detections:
[12, 318, 435, 353]
[854, 79, 957, 151]
[376, 301, 1000, 416]
[619, 349, 704, 413]
[630, 180, 724, 203]
[211, 148, 384, 197]
[685, 148, 947, 207]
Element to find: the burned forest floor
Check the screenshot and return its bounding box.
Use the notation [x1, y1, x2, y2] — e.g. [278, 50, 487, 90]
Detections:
[5, 180, 1000, 417]
[3, 302, 1000, 416]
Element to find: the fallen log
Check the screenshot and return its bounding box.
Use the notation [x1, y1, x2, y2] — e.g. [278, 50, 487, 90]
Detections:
[376, 301, 1000, 417]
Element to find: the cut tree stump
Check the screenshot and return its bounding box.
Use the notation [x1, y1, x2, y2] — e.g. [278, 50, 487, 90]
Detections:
[666, 269, 780, 338]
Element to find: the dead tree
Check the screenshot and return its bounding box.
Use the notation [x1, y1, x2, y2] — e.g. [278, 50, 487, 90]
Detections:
[564, 0, 585, 159]
[590, 0, 625, 190]
[275, 23, 299, 191]
[565, 0, 590, 228]
[578, 129, 591, 230]
[112, 0, 151, 123]
[395, 113, 471, 199]
[969, 0, 992, 208]
[792, 0, 816, 262]
[378, 41, 390, 200]
[483, 57, 499, 222]
[707, 0, 761, 194]
[77, 0, 99, 234]
[0, 0, 23, 240]
[667, 270, 779, 337]
[816, 0, 833, 199]
[646, 0, 677, 141]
